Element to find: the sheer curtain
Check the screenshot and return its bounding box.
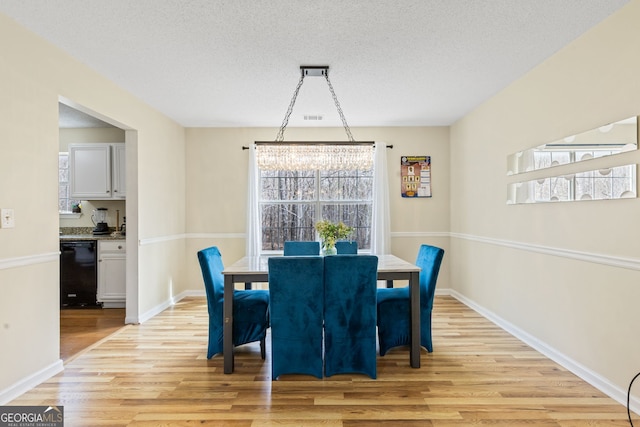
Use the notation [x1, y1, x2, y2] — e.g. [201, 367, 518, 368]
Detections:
[371, 142, 390, 255]
[246, 145, 261, 257]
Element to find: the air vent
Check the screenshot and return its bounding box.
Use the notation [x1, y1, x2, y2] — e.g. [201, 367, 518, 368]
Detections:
[304, 115, 323, 121]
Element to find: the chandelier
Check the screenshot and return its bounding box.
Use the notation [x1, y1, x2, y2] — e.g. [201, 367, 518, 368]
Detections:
[255, 66, 374, 171]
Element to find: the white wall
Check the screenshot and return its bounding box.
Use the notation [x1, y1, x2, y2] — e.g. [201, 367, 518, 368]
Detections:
[184, 126, 451, 293]
[0, 13, 186, 402]
[450, 1, 640, 408]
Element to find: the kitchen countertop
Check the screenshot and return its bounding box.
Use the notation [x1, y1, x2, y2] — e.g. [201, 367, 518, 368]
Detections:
[59, 234, 125, 241]
[59, 227, 125, 241]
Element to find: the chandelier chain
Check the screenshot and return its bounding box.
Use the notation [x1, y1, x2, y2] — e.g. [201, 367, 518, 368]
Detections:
[275, 68, 355, 142]
[275, 73, 305, 142]
[325, 74, 355, 142]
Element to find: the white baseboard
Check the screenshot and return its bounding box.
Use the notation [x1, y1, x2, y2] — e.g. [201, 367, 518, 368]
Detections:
[442, 288, 640, 416]
[0, 360, 63, 405]
[137, 290, 206, 324]
[137, 298, 174, 324]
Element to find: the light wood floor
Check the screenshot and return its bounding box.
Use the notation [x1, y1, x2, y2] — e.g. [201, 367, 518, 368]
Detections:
[12, 296, 636, 426]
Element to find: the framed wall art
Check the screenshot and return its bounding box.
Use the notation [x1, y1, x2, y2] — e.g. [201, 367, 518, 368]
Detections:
[401, 155, 431, 198]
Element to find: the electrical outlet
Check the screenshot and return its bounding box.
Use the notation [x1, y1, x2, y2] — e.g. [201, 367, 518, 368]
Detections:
[1, 209, 15, 228]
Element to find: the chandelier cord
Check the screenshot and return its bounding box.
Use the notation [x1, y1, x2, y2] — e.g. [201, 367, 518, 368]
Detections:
[275, 67, 355, 143]
[325, 73, 355, 142]
[275, 74, 305, 142]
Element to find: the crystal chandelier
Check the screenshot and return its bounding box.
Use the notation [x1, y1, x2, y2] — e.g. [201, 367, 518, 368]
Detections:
[255, 66, 374, 171]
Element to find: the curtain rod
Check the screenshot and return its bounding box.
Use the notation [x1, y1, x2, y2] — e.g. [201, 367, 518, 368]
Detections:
[242, 142, 393, 150]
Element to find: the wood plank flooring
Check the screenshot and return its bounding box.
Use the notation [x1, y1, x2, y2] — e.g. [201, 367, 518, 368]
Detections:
[60, 307, 126, 362]
[11, 296, 637, 426]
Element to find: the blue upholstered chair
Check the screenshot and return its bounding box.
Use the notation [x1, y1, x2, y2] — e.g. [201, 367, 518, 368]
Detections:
[335, 240, 358, 254]
[268, 256, 324, 379]
[197, 246, 270, 360]
[283, 241, 320, 256]
[324, 255, 378, 379]
[376, 244, 444, 356]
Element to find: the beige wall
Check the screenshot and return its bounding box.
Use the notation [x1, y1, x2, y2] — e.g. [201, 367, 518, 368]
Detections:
[59, 127, 125, 151]
[0, 13, 186, 399]
[184, 126, 451, 292]
[450, 1, 640, 406]
[3, 0, 639, 411]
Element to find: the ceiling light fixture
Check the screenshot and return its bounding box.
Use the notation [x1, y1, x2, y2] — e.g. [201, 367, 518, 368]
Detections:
[255, 66, 374, 171]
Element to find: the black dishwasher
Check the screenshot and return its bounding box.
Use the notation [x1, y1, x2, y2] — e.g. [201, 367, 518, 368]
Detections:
[60, 240, 100, 307]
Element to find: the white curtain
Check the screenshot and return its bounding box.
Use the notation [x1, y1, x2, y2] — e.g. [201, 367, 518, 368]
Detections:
[371, 142, 390, 255]
[246, 145, 261, 256]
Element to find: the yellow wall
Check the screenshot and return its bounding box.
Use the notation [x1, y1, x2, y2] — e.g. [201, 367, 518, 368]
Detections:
[0, 13, 186, 398]
[450, 0, 640, 405]
[184, 126, 451, 292]
[2, 0, 640, 410]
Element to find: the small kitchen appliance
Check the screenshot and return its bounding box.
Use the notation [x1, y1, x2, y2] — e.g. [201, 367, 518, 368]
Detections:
[91, 208, 110, 235]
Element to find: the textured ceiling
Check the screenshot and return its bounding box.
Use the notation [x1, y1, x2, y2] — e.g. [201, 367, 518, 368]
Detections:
[0, 1, 630, 129]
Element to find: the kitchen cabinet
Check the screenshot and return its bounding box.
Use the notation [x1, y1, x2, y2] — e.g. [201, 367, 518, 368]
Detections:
[69, 143, 125, 200]
[97, 240, 126, 308]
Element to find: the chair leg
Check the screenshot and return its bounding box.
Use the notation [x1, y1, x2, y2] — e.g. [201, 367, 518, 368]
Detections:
[260, 336, 266, 360]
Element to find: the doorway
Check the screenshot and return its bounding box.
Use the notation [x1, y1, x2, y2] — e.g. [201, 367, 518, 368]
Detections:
[58, 99, 139, 358]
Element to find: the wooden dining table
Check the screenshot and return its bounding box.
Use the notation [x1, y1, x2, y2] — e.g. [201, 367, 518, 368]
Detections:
[221, 254, 421, 374]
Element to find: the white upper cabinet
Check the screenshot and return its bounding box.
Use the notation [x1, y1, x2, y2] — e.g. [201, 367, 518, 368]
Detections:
[112, 143, 126, 198]
[69, 143, 125, 200]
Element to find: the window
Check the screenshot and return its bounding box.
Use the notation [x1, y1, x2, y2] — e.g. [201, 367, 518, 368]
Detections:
[58, 153, 80, 213]
[260, 168, 373, 251]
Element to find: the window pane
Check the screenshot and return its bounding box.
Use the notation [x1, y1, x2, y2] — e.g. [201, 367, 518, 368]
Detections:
[58, 153, 79, 213]
[58, 154, 68, 168]
[321, 203, 372, 249]
[320, 169, 373, 201]
[261, 170, 316, 201]
[261, 203, 316, 250]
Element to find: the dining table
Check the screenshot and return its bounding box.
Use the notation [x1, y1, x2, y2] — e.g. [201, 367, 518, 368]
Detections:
[221, 254, 421, 374]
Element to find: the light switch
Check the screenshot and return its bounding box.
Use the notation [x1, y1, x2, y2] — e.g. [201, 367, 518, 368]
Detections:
[1, 209, 15, 228]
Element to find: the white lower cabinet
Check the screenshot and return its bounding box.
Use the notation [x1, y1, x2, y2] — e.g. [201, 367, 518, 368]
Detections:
[98, 240, 126, 308]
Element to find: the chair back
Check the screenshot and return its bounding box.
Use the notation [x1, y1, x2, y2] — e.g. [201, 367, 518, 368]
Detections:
[197, 246, 225, 358]
[283, 241, 320, 256]
[268, 256, 325, 379]
[197, 246, 225, 312]
[416, 244, 445, 312]
[335, 240, 358, 254]
[323, 255, 378, 378]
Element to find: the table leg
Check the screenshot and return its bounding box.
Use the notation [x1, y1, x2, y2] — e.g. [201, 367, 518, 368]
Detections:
[386, 280, 393, 288]
[223, 275, 234, 374]
[409, 271, 420, 368]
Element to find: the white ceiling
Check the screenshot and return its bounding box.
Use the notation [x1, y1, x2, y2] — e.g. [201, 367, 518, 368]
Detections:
[0, 1, 630, 129]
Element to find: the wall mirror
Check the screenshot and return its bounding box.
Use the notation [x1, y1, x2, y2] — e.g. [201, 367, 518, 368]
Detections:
[507, 164, 636, 204]
[507, 116, 638, 175]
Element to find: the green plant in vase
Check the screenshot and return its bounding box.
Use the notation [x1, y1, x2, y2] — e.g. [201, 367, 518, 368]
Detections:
[315, 220, 354, 255]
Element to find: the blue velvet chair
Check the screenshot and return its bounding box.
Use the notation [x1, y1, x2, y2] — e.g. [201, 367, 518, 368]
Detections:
[323, 255, 378, 379]
[268, 256, 324, 379]
[335, 240, 358, 254]
[376, 244, 444, 356]
[197, 246, 270, 360]
[283, 241, 320, 256]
